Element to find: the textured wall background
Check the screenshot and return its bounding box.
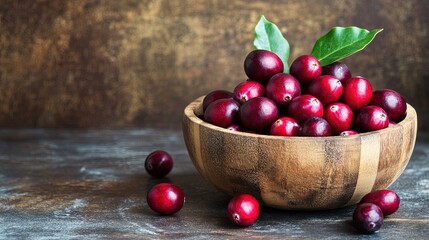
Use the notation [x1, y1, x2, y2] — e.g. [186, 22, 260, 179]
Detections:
[0, 0, 428, 130]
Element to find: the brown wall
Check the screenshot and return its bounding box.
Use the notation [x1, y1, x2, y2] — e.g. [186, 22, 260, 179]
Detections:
[1, 0, 428, 131]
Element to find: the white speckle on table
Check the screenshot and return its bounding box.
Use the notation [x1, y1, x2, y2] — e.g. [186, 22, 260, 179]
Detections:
[117, 199, 161, 235]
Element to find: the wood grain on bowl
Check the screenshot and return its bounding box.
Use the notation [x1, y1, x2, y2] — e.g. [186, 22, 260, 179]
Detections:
[182, 96, 417, 210]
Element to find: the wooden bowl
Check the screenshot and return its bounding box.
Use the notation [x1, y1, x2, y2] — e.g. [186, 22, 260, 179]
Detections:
[182, 96, 418, 210]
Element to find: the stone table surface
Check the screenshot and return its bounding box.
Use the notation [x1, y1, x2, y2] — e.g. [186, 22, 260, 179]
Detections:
[0, 129, 428, 239]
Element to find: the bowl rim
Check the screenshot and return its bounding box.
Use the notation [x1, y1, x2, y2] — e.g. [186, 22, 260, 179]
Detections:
[183, 95, 417, 140]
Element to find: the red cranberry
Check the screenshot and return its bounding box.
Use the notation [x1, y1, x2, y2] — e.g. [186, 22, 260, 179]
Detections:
[204, 99, 240, 128]
[147, 183, 185, 215]
[342, 76, 373, 110]
[239, 97, 279, 132]
[323, 103, 354, 135]
[233, 80, 266, 104]
[299, 117, 331, 136]
[145, 150, 173, 178]
[339, 130, 358, 136]
[270, 117, 300, 136]
[287, 94, 324, 123]
[203, 90, 234, 111]
[308, 75, 343, 105]
[370, 89, 407, 122]
[266, 73, 301, 108]
[321, 61, 352, 84]
[353, 203, 384, 234]
[359, 189, 400, 216]
[227, 194, 260, 227]
[244, 50, 284, 84]
[355, 105, 389, 133]
[290, 55, 322, 85]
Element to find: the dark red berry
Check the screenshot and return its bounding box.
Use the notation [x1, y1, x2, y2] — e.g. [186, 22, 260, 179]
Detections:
[323, 102, 354, 135]
[355, 105, 389, 133]
[244, 50, 284, 84]
[227, 194, 260, 227]
[203, 90, 234, 111]
[233, 80, 266, 104]
[145, 150, 173, 178]
[299, 117, 331, 136]
[266, 73, 301, 108]
[287, 94, 324, 123]
[339, 130, 358, 136]
[321, 61, 352, 84]
[359, 189, 400, 216]
[147, 183, 185, 215]
[204, 99, 240, 128]
[353, 203, 384, 234]
[308, 75, 343, 106]
[239, 97, 279, 132]
[290, 55, 322, 85]
[342, 76, 373, 110]
[370, 89, 407, 122]
[270, 117, 300, 136]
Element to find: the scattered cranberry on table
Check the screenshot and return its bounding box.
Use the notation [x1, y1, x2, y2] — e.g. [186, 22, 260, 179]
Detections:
[352, 189, 401, 234]
[359, 189, 400, 216]
[227, 194, 260, 227]
[353, 202, 384, 234]
[145, 150, 174, 178]
[147, 183, 185, 215]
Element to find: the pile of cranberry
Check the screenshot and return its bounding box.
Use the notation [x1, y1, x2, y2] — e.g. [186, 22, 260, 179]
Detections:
[202, 49, 407, 136]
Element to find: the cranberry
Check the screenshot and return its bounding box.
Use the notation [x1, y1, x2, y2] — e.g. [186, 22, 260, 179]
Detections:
[353, 203, 384, 234]
[290, 55, 322, 85]
[359, 189, 400, 216]
[355, 105, 389, 133]
[233, 80, 266, 104]
[270, 117, 300, 136]
[323, 103, 354, 135]
[204, 99, 240, 128]
[147, 183, 185, 215]
[145, 150, 173, 178]
[299, 117, 331, 136]
[321, 61, 352, 84]
[266, 73, 301, 108]
[370, 89, 407, 122]
[203, 90, 234, 111]
[342, 76, 373, 110]
[308, 75, 343, 105]
[239, 97, 279, 132]
[244, 50, 284, 84]
[339, 130, 358, 136]
[287, 94, 324, 123]
[227, 194, 260, 227]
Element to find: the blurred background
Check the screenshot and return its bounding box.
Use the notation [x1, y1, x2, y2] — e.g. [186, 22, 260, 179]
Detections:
[0, 0, 428, 131]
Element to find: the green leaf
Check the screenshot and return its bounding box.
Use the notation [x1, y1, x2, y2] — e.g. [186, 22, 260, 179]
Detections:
[254, 15, 290, 73]
[311, 26, 383, 66]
